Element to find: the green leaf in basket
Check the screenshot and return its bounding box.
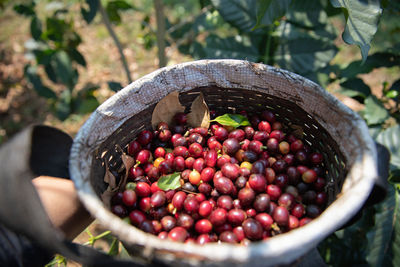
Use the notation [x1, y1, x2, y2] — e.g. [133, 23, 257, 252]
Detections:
[211, 114, 250, 128]
[157, 172, 181, 190]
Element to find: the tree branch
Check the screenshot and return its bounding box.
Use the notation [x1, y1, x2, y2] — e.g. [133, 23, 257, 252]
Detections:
[154, 0, 167, 68]
[98, 0, 132, 84]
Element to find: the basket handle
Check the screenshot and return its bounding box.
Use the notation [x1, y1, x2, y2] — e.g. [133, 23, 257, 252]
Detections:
[0, 125, 163, 267]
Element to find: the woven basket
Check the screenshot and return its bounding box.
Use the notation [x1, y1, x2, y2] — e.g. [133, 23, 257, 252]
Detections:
[70, 59, 378, 266]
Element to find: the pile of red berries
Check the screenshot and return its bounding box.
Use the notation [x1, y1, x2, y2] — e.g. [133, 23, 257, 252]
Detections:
[110, 110, 327, 244]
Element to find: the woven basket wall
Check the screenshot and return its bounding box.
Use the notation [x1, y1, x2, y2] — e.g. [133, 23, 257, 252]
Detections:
[70, 60, 378, 266]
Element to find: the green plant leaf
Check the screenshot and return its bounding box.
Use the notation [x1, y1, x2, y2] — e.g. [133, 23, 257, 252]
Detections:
[106, 0, 133, 24]
[211, 113, 251, 128]
[81, 0, 99, 24]
[254, 0, 292, 29]
[365, 185, 399, 266]
[211, 0, 258, 32]
[157, 172, 181, 191]
[107, 81, 123, 92]
[13, 3, 35, 16]
[338, 78, 371, 101]
[274, 22, 337, 74]
[339, 53, 400, 78]
[285, 0, 327, 28]
[67, 48, 86, 67]
[52, 51, 76, 88]
[202, 34, 260, 61]
[376, 125, 400, 171]
[330, 0, 382, 61]
[389, 170, 400, 184]
[363, 95, 390, 126]
[24, 65, 57, 99]
[30, 16, 42, 40]
[75, 96, 99, 114]
[55, 89, 72, 120]
[108, 237, 119, 256]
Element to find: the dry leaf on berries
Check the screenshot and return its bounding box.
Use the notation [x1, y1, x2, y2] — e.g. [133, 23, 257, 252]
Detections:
[290, 124, 304, 139]
[151, 91, 185, 130]
[101, 161, 117, 208]
[187, 93, 210, 129]
[119, 152, 135, 190]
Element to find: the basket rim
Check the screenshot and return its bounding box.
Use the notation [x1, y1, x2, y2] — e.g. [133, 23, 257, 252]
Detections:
[69, 59, 378, 265]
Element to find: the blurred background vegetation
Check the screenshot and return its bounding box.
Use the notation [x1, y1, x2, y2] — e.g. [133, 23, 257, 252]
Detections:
[0, 0, 399, 266]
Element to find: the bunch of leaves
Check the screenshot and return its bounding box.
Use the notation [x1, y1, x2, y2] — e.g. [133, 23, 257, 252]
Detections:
[14, 1, 99, 120]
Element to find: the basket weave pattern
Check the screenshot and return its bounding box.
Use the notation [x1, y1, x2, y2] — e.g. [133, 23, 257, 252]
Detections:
[70, 60, 378, 266]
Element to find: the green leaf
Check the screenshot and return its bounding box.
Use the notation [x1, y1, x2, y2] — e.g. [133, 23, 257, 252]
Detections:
[376, 125, 400, 171]
[211, 113, 251, 128]
[254, 0, 292, 29]
[55, 89, 72, 120]
[339, 53, 400, 78]
[285, 0, 326, 28]
[389, 170, 400, 184]
[274, 22, 337, 74]
[67, 48, 86, 67]
[52, 51, 76, 88]
[81, 0, 99, 24]
[202, 34, 260, 61]
[106, 0, 133, 24]
[385, 90, 399, 99]
[75, 96, 99, 114]
[338, 78, 371, 101]
[107, 81, 123, 92]
[108, 237, 119, 256]
[157, 172, 181, 191]
[363, 95, 390, 126]
[30, 16, 42, 40]
[13, 3, 35, 16]
[211, 0, 258, 32]
[330, 0, 382, 61]
[365, 185, 399, 266]
[24, 65, 57, 99]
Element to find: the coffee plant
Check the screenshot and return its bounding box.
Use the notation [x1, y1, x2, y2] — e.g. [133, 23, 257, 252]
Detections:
[7, 0, 400, 266]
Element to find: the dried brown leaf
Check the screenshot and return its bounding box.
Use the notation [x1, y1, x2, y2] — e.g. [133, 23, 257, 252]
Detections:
[119, 152, 135, 190]
[151, 91, 185, 130]
[101, 161, 117, 208]
[290, 124, 304, 139]
[187, 93, 210, 129]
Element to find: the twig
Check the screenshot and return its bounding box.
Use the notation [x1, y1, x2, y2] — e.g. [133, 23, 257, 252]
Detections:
[98, 0, 133, 84]
[154, 0, 167, 67]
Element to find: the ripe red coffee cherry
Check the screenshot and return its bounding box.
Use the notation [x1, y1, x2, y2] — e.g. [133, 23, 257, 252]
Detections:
[217, 195, 233, 210]
[291, 203, 305, 218]
[168, 226, 188, 242]
[273, 206, 289, 226]
[172, 191, 187, 211]
[223, 138, 240, 155]
[200, 167, 215, 183]
[290, 139, 304, 152]
[128, 140, 141, 156]
[199, 200, 213, 217]
[228, 129, 245, 141]
[213, 176, 234, 195]
[205, 150, 218, 167]
[137, 130, 153, 146]
[209, 208, 228, 226]
[255, 213, 273, 230]
[242, 218, 263, 240]
[195, 219, 213, 234]
[227, 209, 247, 226]
[214, 127, 229, 141]
[197, 234, 212, 245]
[129, 210, 146, 226]
[136, 149, 151, 165]
[177, 213, 194, 230]
[150, 191, 166, 208]
[173, 146, 189, 158]
[122, 189, 137, 207]
[219, 231, 238, 243]
[238, 187, 256, 207]
[135, 182, 151, 197]
[189, 143, 203, 158]
[258, 121, 271, 133]
[248, 174, 267, 192]
[221, 163, 240, 180]
[302, 169, 318, 183]
[267, 184, 282, 201]
[183, 197, 199, 214]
